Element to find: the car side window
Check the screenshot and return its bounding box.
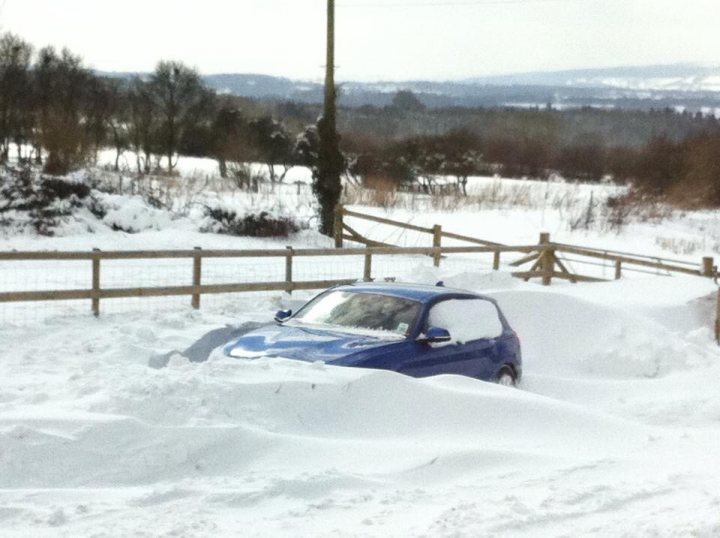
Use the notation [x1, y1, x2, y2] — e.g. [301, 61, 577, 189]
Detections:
[427, 298, 503, 344]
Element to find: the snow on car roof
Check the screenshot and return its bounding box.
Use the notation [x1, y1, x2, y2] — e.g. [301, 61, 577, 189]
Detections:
[335, 281, 495, 303]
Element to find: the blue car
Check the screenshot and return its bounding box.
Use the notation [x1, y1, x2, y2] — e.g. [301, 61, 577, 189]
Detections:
[224, 282, 522, 385]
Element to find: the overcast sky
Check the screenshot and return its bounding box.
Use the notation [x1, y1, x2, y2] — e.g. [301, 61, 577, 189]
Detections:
[1, 0, 718, 81]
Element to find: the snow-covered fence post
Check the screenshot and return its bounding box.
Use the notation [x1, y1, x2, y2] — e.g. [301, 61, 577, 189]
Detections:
[364, 252, 372, 282]
[191, 247, 202, 309]
[433, 225, 442, 267]
[539, 233, 553, 286]
[91, 248, 101, 317]
[615, 259, 622, 280]
[493, 251, 501, 271]
[285, 246, 294, 294]
[334, 205, 344, 248]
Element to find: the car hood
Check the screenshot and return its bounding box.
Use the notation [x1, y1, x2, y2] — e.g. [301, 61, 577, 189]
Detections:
[223, 323, 402, 363]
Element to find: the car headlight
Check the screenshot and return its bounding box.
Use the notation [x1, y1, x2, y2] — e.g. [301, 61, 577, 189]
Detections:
[226, 347, 268, 359]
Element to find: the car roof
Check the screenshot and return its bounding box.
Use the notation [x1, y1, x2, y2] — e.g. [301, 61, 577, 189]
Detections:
[333, 282, 495, 303]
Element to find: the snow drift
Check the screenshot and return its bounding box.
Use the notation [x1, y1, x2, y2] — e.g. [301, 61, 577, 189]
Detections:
[2, 271, 720, 536]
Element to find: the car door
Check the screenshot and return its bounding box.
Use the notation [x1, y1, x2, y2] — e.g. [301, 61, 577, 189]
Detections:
[398, 298, 505, 379]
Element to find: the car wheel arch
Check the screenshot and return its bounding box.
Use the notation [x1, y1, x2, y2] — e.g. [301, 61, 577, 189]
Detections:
[495, 364, 518, 386]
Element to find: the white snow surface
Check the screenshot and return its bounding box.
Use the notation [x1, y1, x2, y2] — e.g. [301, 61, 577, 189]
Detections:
[2, 266, 720, 536]
[2, 167, 720, 535]
[428, 298, 503, 343]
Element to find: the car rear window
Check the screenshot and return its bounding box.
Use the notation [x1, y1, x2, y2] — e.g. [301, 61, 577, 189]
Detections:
[427, 298, 503, 344]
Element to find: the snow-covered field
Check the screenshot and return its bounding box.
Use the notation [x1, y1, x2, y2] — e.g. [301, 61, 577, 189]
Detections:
[2, 157, 720, 536]
[2, 268, 720, 537]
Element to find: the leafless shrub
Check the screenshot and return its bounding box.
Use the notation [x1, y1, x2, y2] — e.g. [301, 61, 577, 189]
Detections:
[603, 193, 634, 231]
[227, 162, 266, 192]
[569, 191, 599, 231]
[430, 193, 462, 211]
[654, 236, 703, 256]
[595, 190, 675, 233]
[343, 176, 399, 208]
[365, 176, 398, 208]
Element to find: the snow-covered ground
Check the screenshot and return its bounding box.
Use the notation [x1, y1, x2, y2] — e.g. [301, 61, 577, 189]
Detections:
[93, 151, 720, 262]
[1, 267, 720, 537]
[96, 150, 314, 185]
[3, 159, 720, 536]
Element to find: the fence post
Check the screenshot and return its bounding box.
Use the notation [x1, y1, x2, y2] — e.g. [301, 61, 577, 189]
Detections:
[702, 257, 714, 278]
[91, 248, 101, 317]
[539, 233, 552, 286]
[334, 204, 344, 248]
[364, 252, 373, 282]
[493, 250, 501, 271]
[433, 224, 442, 267]
[615, 259, 622, 280]
[191, 247, 202, 309]
[285, 246, 294, 294]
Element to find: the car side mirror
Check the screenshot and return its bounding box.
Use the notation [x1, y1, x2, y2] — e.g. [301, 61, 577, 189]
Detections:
[418, 326, 452, 344]
[274, 309, 292, 323]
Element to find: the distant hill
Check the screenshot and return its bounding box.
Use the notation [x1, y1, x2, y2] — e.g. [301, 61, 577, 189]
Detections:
[463, 63, 720, 92]
[102, 64, 720, 113]
[204, 74, 322, 99]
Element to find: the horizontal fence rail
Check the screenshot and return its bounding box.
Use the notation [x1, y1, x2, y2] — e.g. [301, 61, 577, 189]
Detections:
[1, 206, 718, 336]
[0, 245, 539, 262]
[0, 245, 534, 261]
[335, 206, 719, 342]
[0, 244, 538, 317]
[336, 205, 717, 283]
[553, 244, 703, 277]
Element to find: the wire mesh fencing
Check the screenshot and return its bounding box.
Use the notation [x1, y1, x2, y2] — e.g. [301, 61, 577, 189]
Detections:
[0, 248, 498, 326]
[3, 234, 710, 328]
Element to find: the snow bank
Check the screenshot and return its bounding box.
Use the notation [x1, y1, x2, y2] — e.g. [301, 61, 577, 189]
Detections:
[99, 193, 175, 233]
[0, 357, 644, 488]
[427, 298, 503, 343]
[2, 268, 720, 536]
[3, 161, 720, 535]
[0, 336, 648, 535]
[492, 288, 717, 379]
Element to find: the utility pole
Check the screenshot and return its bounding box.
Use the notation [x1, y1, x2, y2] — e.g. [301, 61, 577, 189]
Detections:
[314, 0, 344, 237]
[325, 0, 335, 118]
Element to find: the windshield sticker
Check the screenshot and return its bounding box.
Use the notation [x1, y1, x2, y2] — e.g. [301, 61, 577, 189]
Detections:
[397, 322, 409, 334]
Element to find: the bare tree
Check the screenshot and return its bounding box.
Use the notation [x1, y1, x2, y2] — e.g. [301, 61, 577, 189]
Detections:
[211, 102, 247, 179]
[127, 78, 156, 174]
[0, 33, 33, 163]
[103, 79, 130, 171]
[248, 116, 294, 182]
[33, 46, 92, 175]
[148, 61, 207, 173]
[84, 76, 117, 165]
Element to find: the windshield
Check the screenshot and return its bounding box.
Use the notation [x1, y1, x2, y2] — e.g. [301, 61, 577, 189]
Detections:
[291, 291, 421, 337]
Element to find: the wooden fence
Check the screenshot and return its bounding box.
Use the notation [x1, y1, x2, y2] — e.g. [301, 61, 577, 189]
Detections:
[0, 244, 537, 317]
[334, 205, 720, 342]
[334, 205, 718, 285]
[2, 206, 719, 341]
